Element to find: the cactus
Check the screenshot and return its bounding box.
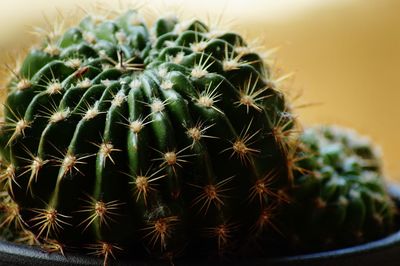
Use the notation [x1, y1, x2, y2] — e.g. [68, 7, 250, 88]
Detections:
[282, 125, 396, 252]
[0, 10, 297, 262]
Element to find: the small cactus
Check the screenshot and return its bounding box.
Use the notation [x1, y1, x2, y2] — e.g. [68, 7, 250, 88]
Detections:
[282, 125, 396, 252]
[0, 10, 297, 262]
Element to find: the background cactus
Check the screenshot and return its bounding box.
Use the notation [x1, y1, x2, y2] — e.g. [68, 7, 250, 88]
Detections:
[0, 10, 297, 262]
[281, 125, 396, 252]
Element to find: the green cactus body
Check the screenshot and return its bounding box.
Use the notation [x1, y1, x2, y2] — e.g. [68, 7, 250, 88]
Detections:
[0, 11, 296, 260]
[283, 125, 396, 252]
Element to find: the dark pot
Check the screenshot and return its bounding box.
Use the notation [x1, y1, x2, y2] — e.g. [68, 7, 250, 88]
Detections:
[1, 184, 400, 266]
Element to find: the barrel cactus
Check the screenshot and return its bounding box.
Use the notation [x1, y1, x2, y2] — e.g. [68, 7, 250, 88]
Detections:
[0, 10, 297, 263]
[282, 125, 396, 252]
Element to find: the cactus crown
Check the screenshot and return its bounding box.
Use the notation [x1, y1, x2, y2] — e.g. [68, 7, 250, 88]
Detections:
[0, 10, 297, 262]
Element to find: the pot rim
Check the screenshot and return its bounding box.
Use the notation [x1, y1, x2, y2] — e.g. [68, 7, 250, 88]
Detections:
[265, 183, 400, 265]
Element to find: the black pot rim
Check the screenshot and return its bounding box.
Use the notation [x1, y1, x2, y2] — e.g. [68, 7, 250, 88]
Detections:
[1, 183, 400, 266]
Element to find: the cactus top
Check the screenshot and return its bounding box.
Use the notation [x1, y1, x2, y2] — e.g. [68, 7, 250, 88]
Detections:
[0, 10, 297, 261]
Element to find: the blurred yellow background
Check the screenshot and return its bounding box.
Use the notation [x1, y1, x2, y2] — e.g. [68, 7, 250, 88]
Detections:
[0, 0, 399, 179]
